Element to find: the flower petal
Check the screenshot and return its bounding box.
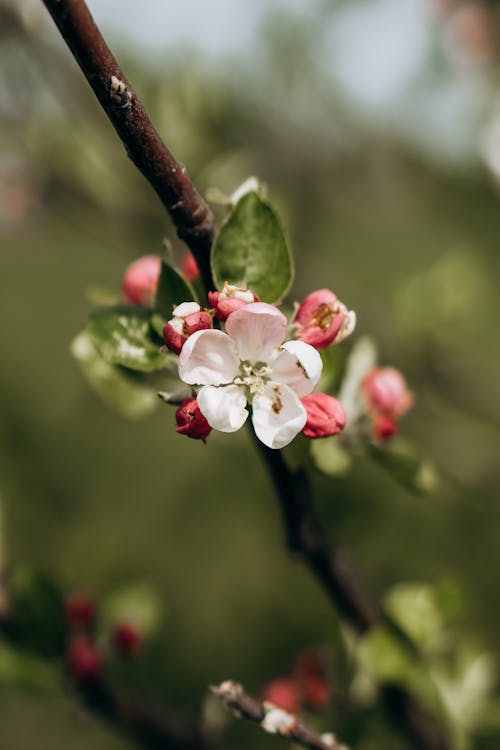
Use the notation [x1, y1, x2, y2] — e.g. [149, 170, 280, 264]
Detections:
[225, 302, 287, 363]
[197, 385, 249, 432]
[252, 382, 307, 449]
[178, 329, 240, 386]
[270, 340, 322, 397]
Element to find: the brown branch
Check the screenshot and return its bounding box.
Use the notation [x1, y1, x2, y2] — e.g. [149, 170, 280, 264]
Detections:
[39, 3, 450, 750]
[253, 440, 450, 750]
[211, 681, 348, 750]
[41, 0, 216, 295]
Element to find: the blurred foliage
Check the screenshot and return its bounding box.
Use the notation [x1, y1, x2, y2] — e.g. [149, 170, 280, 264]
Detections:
[1, 1, 500, 749]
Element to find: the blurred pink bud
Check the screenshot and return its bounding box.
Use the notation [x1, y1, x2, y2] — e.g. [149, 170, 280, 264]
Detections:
[301, 393, 346, 439]
[112, 622, 141, 656]
[122, 255, 161, 306]
[262, 678, 300, 714]
[209, 283, 259, 321]
[362, 367, 413, 418]
[372, 413, 398, 442]
[163, 302, 212, 355]
[293, 651, 330, 710]
[293, 289, 356, 349]
[65, 592, 96, 630]
[175, 397, 212, 440]
[66, 636, 102, 682]
[180, 251, 200, 282]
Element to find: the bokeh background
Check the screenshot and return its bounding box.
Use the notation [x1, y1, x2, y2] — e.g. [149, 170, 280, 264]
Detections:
[1, 1, 500, 748]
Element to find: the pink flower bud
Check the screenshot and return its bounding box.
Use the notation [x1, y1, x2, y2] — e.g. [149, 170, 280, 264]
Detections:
[262, 678, 300, 714]
[372, 413, 398, 442]
[209, 283, 259, 321]
[122, 255, 161, 306]
[301, 393, 346, 439]
[65, 592, 96, 630]
[362, 367, 413, 418]
[112, 622, 141, 656]
[163, 302, 212, 355]
[175, 398, 212, 440]
[180, 251, 200, 282]
[292, 651, 330, 710]
[293, 289, 356, 349]
[66, 636, 102, 682]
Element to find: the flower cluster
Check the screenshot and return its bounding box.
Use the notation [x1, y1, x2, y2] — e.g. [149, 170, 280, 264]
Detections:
[362, 367, 413, 441]
[161, 284, 354, 449]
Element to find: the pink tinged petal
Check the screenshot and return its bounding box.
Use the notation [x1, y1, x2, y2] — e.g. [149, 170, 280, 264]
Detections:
[225, 302, 287, 363]
[197, 385, 249, 432]
[252, 382, 307, 449]
[271, 340, 323, 397]
[178, 329, 240, 386]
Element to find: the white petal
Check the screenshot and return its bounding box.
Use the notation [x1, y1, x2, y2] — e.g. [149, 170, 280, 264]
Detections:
[197, 385, 249, 432]
[178, 329, 240, 386]
[270, 340, 322, 397]
[252, 382, 307, 449]
[225, 302, 287, 363]
[173, 301, 200, 317]
[336, 309, 356, 343]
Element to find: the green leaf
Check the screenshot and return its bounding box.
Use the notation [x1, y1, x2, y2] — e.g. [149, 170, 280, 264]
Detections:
[358, 625, 442, 715]
[310, 438, 352, 477]
[88, 305, 168, 372]
[369, 440, 438, 494]
[154, 259, 197, 320]
[384, 580, 462, 651]
[71, 331, 159, 419]
[101, 582, 163, 637]
[9, 568, 65, 658]
[211, 191, 293, 303]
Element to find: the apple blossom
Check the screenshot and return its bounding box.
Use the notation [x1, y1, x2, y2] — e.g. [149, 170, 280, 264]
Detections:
[163, 302, 212, 355]
[112, 622, 141, 656]
[293, 288, 356, 350]
[65, 592, 96, 630]
[301, 393, 346, 439]
[178, 302, 322, 449]
[122, 255, 161, 306]
[372, 413, 398, 442]
[66, 636, 102, 682]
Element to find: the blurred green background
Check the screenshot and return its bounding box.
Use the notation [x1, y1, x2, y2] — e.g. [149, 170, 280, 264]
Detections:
[1, 1, 500, 748]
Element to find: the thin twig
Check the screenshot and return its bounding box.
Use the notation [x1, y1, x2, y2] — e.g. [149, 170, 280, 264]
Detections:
[212, 680, 348, 750]
[41, 0, 216, 295]
[39, 3, 450, 749]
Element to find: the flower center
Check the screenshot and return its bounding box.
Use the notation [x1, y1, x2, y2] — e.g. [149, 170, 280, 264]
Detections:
[234, 360, 272, 399]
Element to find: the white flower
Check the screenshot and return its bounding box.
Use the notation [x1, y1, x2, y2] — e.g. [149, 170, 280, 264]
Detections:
[178, 302, 322, 449]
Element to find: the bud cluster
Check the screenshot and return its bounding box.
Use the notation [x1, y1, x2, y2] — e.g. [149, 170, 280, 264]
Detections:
[63, 591, 143, 684]
[262, 650, 330, 716]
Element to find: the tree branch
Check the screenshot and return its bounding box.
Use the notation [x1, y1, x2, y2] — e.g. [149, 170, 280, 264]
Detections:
[39, 3, 451, 750]
[253, 440, 450, 750]
[211, 681, 348, 750]
[41, 0, 215, 295]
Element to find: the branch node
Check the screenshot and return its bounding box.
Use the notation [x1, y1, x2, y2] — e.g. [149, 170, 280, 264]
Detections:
[109, 75, 132, 109]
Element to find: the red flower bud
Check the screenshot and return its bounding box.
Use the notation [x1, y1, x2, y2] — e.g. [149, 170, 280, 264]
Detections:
[362, 367, 413, 418]
[66, 636, 102, 682]
[163, 302, 212, 355]
[175, 398, 212, 440]
[372, 413, 398, 442]
[112, 622, 141, 656]
[301, 393, 346, 439]
[293, 651, 330, 710]
[122, 255, 161, 306]
[209, 284, 259, 321]
[180, 251, 200, 282]
[262, 678, 300, 714]
[65, 592, 96, 630]
[293, 289, 355, 349]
